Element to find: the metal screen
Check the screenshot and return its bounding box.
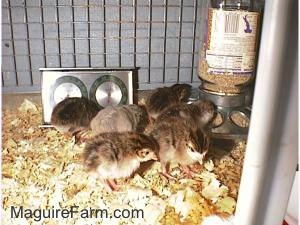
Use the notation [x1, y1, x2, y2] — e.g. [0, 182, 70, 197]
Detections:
[2, 0, 201, 93]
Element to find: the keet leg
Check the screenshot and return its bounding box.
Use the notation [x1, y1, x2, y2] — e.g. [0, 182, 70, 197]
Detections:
[161, 162, 177, 180]
[70, 128, 88, 144]
[204, 135, 210, 152]
[99, 178, 113, 192]
[107, 179, 120, 191]
[179, 164, 197, 178]
[74, 131, 83, 144]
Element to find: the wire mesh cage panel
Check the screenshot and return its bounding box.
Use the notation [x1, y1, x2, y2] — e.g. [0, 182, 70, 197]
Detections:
[2, 0, 201, 93]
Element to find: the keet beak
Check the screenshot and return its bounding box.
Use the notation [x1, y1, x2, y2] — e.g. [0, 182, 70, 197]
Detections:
[152, 153, 158, 161]
[198, 158, 203, 165]
[197, 155, 204, 165]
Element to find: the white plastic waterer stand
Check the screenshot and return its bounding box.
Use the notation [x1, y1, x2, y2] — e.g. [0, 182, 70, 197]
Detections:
[193, 0, 298, 224]
[233, 0, 298, 224]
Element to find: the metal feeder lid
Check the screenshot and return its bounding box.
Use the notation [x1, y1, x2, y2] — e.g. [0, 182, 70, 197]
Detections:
[198, 88, 251, 108]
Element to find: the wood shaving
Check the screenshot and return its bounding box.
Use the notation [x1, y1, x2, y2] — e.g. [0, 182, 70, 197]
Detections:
[215, 197, 236, 214]
[2, 99, 246, 225]
[204, 160, 214, 172]
[211, 141, 246, 199]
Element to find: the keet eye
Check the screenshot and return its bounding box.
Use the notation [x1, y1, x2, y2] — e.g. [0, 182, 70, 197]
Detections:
[145, 151, 149, 155]
[189, 147, 195, 152]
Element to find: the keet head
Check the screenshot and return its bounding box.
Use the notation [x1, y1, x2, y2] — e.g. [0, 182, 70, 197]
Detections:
[186, 141, 206, 164]
[136, 148, 158, 162]
[193, 100, 216, 126]
[171, 84, 192, 102]
[185, 130, 208, 164]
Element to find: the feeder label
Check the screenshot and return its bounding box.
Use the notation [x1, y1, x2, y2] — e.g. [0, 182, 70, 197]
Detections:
[205, 8, 260, 75]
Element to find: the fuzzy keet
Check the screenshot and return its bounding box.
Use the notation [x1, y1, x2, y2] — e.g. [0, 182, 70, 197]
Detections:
[83, 131, 159, 191]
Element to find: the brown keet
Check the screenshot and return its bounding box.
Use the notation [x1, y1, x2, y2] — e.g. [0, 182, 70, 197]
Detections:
[151, 117, 208, 180]
[90, 104, 151, 136]
[145, 83, 192, 120]
[83, 132, 158, 192]
[157, 100, 215, 157]
[51, 97, 99, 142]
[158, 99, 216, 130]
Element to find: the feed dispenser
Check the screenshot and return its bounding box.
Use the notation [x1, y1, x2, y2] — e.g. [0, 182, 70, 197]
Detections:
[197, 0, 263, 139]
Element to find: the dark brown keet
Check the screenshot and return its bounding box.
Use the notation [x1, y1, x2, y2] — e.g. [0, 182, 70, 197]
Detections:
[155, 100, 216, 169]
[83, 131, 159, 192]
[90, 104, 151, 136]
[145, 83, 192, 120]
[151, 117, 208, 180]
[51, 97, 100, 142]
[158, 99, 216, 130]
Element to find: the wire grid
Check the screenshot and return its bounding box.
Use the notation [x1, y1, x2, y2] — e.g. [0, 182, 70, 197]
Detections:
[2, 0, 201, 93]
